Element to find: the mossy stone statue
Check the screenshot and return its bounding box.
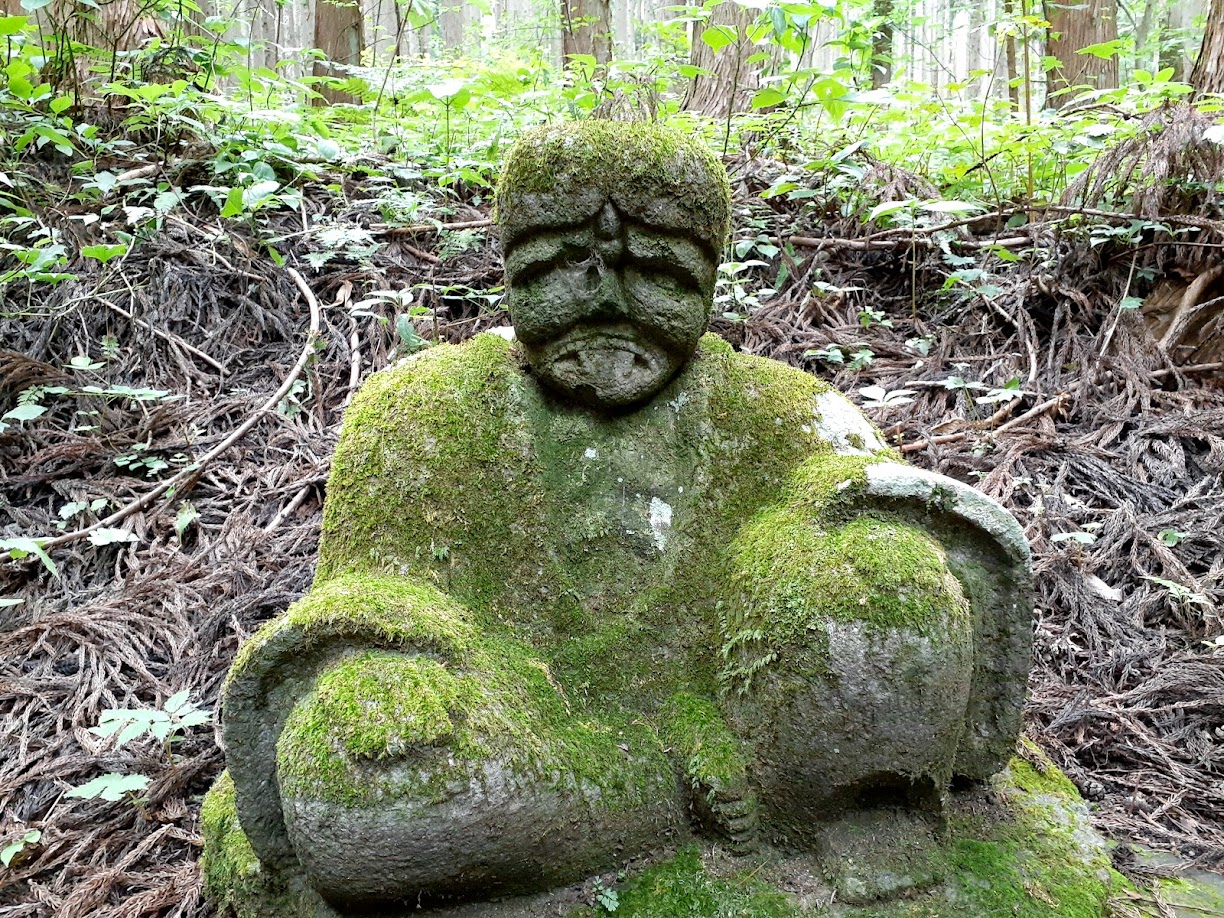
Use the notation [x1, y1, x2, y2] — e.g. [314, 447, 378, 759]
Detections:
[203, 122, 1042, 917]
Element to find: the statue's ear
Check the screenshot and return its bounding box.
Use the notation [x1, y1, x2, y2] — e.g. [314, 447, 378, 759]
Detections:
[859, 464, 1033, 780]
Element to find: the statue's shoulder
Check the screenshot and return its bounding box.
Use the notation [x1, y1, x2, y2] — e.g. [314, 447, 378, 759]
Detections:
[341, 332, 525, 439]
[691, 334, 889, 458]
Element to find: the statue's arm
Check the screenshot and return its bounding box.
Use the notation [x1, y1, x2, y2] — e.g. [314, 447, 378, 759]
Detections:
[853, 461, 1033, 779]
[221, 574, 479, 875]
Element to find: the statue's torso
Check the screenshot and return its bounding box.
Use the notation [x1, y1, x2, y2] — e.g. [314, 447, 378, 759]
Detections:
[317, 332, 887, 707]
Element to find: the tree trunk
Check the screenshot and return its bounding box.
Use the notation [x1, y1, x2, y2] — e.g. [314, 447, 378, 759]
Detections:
[561, 0, 613, 65]
[1044, 0, 1118, 108]
[682, 1, 758, 118]
[313, 0, 364, 105]
[871, 0, 893, 89]
[439, 0, 467, 53]
[1191, 0, 1224, 95]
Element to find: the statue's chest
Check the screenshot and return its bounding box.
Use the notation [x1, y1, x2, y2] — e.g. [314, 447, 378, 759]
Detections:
[527, 397, 710, 578]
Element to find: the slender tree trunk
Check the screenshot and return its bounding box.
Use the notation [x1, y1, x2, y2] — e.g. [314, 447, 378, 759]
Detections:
[439, 0, 467, 53]
[682, 1, 758, 118]
[1164, 0, 1206, 81]
[1044, 0, 1119, 107]
[313, 0, 364, 104]
[1004, 0, 1020, 109]
[1191, 0, 1224, 95]
[871, 0, 893, 88]
[561, 0, 613, 64]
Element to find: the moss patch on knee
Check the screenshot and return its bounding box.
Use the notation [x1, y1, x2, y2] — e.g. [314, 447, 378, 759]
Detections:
[275, 637, 675, 812]
[720, 476, 970, 690]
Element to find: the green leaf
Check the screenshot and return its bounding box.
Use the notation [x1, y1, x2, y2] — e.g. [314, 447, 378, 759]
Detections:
[0, 597, 24, 608]
[0, 537, 57, 576]
[1119, 296, 1143, 310]
[174, 502, 199, 539]
[80, 243, 128, 264]
[0, 15, 28, 35]
[1158, 529, 1185, 547]
[219, 186, 245, 218]
[921, 200, 982, 215]
[66, 773, 150, 802]
[1, 829, 40, 867]
[751, 88, 786, 109]
[1077, 39, 1124, 60]
[868, 199, 916, 222]
[316, 138, 341, 161]
[2, 403, 45, 422]
[700, 24, 738, 53]
[163, 689, 191, 714]
[18, 0, 52, 11]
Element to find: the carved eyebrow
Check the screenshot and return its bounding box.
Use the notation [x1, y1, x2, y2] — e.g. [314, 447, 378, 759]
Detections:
[503, 231, 591, 282]
[625, 230, 713, 289]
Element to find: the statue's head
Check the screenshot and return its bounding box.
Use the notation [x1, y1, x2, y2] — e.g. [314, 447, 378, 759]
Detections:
[497, 122, 732, 409]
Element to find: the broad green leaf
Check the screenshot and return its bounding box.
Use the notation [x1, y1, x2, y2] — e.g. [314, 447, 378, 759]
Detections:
[175, 502, 199, 539]
[219, 186, 245, 218]
[0, 15, 28, 35]
[700, 24, 738, 53]
[2, 403, 45, 422]
[19, 0, 51, 11]
[0, 830, 39, 867]
[921, 200, 982, 215]
[0, 538, 57, 576]
[751, 88, 786, 109]
[428, 78, 467, 100]
[868, 199, 916, 222]
[80, 243, 128, 264]
[1077, 39, 1124, 60]
[1119, 296, 1143, 310]
[164, 689, 191, 714]
[66, 773, 150, 802]
[0, 598, 24, 608]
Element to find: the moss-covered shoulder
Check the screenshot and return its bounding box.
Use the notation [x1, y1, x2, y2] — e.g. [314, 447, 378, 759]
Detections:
[315, 334, 555, 616]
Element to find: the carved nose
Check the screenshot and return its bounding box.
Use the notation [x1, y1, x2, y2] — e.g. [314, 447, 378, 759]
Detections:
[586, 263, 629, 320]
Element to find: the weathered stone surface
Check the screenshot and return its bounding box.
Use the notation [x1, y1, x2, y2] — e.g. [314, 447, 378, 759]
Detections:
[206, 121, 1037, 916]
[202, 748, 1147, 917]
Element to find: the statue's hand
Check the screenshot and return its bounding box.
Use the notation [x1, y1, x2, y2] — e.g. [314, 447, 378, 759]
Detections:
[659, 693, 758, 854]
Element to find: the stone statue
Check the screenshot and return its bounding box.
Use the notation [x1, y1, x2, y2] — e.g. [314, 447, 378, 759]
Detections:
[204, 121, 1032, 916]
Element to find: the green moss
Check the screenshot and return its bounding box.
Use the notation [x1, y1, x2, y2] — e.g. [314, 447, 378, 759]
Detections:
[275, 633, 674, 810]
[572, 847, 796, 918]
[201, 772, 259, 902]
[720, 472, 970, 689]
[497, 122, 732, 254]
[658, 693, 749, 793]
[229, 574, 479, 684]
[200, 772, 278, 918]
[566, 755, 1115, 918]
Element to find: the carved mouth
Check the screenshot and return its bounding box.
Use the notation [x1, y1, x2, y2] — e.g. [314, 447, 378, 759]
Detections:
[544, 326, 665, 379]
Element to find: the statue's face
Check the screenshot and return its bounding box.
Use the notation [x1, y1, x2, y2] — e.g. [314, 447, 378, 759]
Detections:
[505, 203, 716, 409]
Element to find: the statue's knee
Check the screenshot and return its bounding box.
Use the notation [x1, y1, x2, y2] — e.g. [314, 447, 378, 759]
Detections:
[274, 649, 683, 908]
[722, 517, 975, 828]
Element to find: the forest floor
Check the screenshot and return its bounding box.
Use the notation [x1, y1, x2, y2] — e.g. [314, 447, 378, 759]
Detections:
[1, 124, 1223, 917]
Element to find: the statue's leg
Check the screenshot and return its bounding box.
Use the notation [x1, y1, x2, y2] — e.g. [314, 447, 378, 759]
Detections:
[720, 516, 975, 839]
[275, 647, 684, 910]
